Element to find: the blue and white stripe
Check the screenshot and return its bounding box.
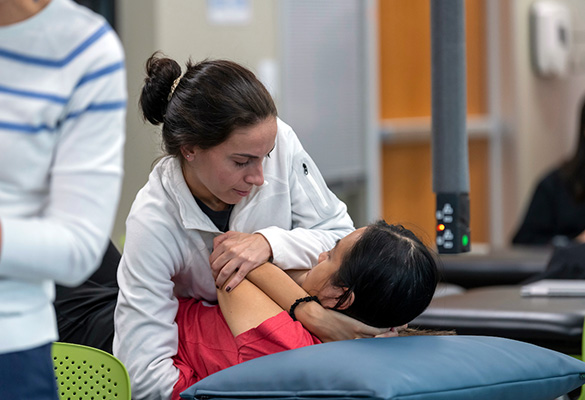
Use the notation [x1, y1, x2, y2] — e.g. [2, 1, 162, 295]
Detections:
[0, 21, 126, 136]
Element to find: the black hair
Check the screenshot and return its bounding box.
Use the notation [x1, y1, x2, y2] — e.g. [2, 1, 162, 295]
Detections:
[559, 96, 585, 203]
[139, 52, 278, 157]
[331, 220, 439, 328]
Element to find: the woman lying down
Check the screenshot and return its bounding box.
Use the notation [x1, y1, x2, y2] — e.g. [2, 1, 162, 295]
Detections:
[172, 220, 440, 399]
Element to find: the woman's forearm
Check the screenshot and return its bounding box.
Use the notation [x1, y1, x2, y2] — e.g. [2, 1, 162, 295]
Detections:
[246, 262, 309, 311]
[294, 303, 391, 342]
[217, 273, 284, 337]
[246, 263, 391, 342]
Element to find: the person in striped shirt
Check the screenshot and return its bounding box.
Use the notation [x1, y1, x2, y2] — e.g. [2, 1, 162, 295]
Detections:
[0, 0, 126, 398]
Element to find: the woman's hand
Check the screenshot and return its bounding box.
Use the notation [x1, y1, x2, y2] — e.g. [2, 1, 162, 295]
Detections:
[376, 324, 408, 338]
[293, 301, 397, 342]
[210, 231, 273, 290]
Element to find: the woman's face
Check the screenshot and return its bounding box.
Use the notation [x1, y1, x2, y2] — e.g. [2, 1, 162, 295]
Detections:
[301, 227, 365, 308]
[182, 117, 277, 211]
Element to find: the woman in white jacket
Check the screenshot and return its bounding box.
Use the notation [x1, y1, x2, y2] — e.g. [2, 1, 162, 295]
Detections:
[113, 54, 387, 400]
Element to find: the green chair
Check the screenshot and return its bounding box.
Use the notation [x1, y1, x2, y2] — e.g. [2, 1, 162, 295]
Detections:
[578, 317, 585, 400]
[52, 342, 131, 400]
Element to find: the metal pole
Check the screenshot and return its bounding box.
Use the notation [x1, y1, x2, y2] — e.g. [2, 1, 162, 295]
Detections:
[431, 0, 471, 253]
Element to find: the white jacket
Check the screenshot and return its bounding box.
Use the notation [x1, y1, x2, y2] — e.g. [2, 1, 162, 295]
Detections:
[113, 118, 354, 400]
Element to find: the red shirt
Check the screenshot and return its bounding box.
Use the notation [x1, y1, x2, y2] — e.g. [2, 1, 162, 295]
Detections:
[172, 298, 321, 400]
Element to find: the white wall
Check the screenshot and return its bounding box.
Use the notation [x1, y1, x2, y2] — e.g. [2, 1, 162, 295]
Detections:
[499, 0, 585, 242]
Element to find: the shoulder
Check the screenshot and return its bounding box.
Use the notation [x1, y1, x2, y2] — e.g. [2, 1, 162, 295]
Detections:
[261, 118, 304, 180]
[276, 118, 303, 149]
[149, 156, 176, 183]
[129, 158, 178, 219]
[125, 163, 188, 262]
[271, 118, 306, 168]
[525, 168, 568, 205]
[46, 0, 124, 63]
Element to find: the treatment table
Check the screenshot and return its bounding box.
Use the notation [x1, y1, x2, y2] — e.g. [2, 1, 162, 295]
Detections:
[414, 247, 585, 355]
[413, 285, 585, 355]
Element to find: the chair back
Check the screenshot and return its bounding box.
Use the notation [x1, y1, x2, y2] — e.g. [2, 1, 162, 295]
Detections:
[52, 342, 131, 400]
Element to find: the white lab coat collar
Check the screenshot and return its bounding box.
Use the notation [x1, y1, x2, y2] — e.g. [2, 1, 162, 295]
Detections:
[161, 155, 266, 233]
[162, 156, 219, 233]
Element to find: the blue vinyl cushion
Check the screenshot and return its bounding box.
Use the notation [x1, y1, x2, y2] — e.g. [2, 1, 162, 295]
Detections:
[181, 335, 585, 400]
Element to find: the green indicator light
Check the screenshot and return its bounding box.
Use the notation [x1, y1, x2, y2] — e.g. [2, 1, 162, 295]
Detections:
[462, 235, 469, 247]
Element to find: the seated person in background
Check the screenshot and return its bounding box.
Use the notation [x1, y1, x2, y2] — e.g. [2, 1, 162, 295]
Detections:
[513, 96, 585, 246]
[172, 220, 440, 399]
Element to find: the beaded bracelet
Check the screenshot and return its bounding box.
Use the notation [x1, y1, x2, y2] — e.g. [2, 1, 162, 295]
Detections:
[289, 296, 321, 321]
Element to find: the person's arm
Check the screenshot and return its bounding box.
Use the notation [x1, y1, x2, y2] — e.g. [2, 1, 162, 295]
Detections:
[293, 302, 395, 341]
[217, 272, 284, 337]
[209, 231, 273, 290]
[217, 269, 332, 378]
[0, 26, 126, 286]
[246, 263, 309, 309]
[246, 263, 392, 341]
[113, 215, 182, 400]
[255, 121, 354, 272]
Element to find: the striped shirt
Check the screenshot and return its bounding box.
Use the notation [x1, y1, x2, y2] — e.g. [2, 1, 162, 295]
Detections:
[0, 0, 126, 353]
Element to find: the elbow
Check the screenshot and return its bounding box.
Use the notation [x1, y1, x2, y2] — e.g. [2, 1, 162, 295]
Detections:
[55, 234, 108, 287]
[63, 268, 96, 287]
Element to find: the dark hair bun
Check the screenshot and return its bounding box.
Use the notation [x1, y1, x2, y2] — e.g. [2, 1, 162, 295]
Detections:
[140, 52, 182, 125]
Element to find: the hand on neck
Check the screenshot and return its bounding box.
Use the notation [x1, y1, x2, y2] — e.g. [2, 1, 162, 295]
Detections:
[0, 0, 51, 27]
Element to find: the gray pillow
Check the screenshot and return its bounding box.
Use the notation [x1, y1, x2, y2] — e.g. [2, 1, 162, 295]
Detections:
[181, 335, 585, 400]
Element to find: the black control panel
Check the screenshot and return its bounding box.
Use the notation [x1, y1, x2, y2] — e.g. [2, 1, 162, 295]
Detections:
[435, 193, 470, 254]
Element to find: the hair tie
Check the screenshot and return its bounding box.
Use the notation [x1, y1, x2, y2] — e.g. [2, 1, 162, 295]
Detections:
[289, 296, 320, 321]
[167, 75, 182, 101]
